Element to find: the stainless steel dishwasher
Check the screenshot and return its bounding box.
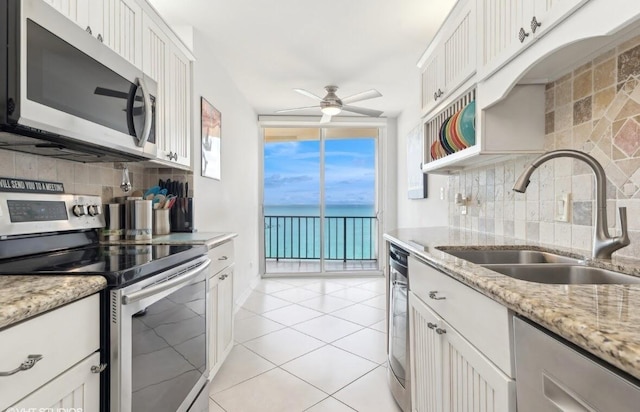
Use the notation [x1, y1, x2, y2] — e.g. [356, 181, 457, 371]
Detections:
[514, 316, 640, 411]
[387, 244, 410, 412]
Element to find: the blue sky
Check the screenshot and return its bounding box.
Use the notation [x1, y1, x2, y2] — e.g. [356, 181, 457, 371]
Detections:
[264, 138, 375, 205]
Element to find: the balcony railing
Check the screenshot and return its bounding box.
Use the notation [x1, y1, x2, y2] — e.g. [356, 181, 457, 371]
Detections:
[264, 215, 377, 261]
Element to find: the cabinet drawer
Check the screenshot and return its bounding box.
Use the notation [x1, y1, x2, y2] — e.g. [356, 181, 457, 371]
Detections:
[0, 294, 100, 410]
[9, 352, 100, 410]
[409, 256, 513, 377]
[209, 241, 234, 275]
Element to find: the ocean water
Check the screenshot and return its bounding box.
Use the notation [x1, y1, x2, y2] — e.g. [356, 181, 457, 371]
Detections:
[264, 204, 376, 260]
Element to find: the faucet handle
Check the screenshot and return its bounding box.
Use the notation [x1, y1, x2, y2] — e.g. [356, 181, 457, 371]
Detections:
[617, 207, 630, 244]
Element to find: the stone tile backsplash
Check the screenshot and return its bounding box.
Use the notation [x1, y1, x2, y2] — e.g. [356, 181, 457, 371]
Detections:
[0, 149, 192, 203]
[448, 37, 640, 259]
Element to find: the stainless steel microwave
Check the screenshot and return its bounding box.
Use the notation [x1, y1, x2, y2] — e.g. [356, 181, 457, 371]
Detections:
[0, 0, 157, 162]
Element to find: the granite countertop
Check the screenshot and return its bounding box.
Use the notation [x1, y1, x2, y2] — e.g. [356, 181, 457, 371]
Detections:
[0, 275, 107, 330]
[385, 227, 640, 380]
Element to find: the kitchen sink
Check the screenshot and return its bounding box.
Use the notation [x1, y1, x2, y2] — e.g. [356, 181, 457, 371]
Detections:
[442, 248, 584, 265]
[483, 264, 640, 285]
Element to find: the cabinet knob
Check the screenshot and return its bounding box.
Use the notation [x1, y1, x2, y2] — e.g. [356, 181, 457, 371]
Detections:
[429, 291, 446, 300]
[436, 328, 447, 335]
[427, 322, 437, 329]
[218, 256, 228, 261]
[91, 363, 108, 374]
[433, 89, 444, 101]
[433, 91, 438, 101]
[0, 354, 43, 377]
[86, 25, 92, 35]
[97, 34, 103, 43]
[219, 274, 228, 280]
[531, 16, 542, 33]
[518, 28, 530, 43]
[166, 152, 178, 161]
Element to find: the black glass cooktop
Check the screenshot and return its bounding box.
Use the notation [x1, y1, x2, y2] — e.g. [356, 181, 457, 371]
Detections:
[0, 243, 208, 287]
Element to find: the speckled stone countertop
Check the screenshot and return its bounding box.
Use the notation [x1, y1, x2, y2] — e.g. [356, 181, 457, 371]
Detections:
[0, 276, 107, 330]
[103, 232, 237, 250]
[385, 227, 640, 380]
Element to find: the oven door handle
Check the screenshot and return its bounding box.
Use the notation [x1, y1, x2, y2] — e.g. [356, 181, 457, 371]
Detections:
[122, 258, 211, 305]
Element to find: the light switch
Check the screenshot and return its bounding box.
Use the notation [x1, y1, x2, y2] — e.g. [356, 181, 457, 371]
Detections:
[555, 193, 571, 222]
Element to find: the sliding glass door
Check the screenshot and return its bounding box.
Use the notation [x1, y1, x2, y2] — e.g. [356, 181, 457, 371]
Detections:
[262, 127, 379, 275]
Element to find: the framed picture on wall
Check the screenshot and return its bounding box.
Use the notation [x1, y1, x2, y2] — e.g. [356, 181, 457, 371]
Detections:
[201, 97, 222, 180]
[407, 123, 428, 199]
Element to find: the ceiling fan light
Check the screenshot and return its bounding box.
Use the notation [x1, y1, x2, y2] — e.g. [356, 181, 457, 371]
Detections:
[321, 106, 341, 116]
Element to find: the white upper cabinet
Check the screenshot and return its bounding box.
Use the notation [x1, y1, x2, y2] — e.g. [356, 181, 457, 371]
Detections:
[140, 7, 193, 169]
[101, 0, 142, 67]
[46, 0, 142, 67]
[419, 0, 476, 116]
[478, 0, 589, 79]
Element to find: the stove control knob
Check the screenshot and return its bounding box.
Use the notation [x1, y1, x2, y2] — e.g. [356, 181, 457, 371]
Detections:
[87, 204, 102, 216]
[72, 204, 87, 217]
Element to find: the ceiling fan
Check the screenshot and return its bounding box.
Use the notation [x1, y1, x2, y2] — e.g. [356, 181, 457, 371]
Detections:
[276, 85, 383, 123]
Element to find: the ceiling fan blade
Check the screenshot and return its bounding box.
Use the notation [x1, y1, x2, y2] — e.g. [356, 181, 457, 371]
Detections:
[275, 105, 321, 113]
[320, 113, 332, 123]
[341, 89, 382, 104]
[342, 105, 384, 117]
[294, 88, 324, 101]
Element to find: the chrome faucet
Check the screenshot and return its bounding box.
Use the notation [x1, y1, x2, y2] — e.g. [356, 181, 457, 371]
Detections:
[513, 149, 629, 259]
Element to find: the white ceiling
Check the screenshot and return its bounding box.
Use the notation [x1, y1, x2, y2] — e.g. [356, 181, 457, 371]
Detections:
[148, 0, 456, 118]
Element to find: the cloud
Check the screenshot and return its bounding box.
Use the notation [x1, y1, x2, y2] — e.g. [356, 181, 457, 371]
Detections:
[264, 173, 313, 188]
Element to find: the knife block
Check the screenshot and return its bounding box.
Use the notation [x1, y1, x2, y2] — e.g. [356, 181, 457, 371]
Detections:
[170, 198, 195, 232]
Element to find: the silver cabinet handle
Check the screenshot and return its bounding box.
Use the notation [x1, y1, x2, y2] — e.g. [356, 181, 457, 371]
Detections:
[436, 328, 447, 335]
[427, 322, 437, 329]
[0, 354, 43, 377]
[429, 291, 446, 300]
[218, 256, 228, 260]
[531, 16, 542, 33]
[91, 363, 108, 374]
[219, 274, 228, 280]
[518, 27, 530, 43]
[85, 25, 92, 35]
[97, 34, 103, 43]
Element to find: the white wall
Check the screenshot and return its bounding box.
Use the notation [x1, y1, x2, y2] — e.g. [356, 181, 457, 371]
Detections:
[395, 101, 449, 228]
[190, 29, 260, 304]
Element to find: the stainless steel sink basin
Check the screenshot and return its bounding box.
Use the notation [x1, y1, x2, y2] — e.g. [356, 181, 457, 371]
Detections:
[442, 249, 584, 265]
[483, 264, 640, 284]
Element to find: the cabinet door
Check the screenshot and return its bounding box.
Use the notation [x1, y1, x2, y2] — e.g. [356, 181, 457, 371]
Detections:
[165, 45, 192, 168]
[409, 292, 443, 412]
[43, 0, 86, 29]
[421, 50, 443, 115]
[9, 352, 101, 410]
[102, 0, 142, 67]
[442, 321, 516, 412]
[478, 0, 533, 79]
[217, 267, 234, 361]
[442, 0, 476, 97]
[142, 14, 168, 162]
[532, 0, 590, 39]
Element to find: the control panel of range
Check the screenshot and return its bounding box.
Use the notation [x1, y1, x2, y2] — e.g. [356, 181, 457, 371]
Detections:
[0, 193, 105, 237]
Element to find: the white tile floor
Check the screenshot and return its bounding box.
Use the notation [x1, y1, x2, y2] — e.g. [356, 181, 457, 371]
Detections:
[209, 276, 401, 412]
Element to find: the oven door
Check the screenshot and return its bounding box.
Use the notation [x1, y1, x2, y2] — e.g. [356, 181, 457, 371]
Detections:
[6, 0, 156, 159]
[110, 256, 211, 412]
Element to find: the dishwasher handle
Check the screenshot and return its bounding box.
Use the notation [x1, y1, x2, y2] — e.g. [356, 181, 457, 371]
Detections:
[122, 258, 211, 305]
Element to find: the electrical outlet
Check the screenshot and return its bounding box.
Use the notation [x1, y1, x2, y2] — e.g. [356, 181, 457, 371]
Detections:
[555, 193, 571, 222]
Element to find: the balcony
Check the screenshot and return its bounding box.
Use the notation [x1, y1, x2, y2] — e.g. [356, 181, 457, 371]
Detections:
[264, 215, 378, 273]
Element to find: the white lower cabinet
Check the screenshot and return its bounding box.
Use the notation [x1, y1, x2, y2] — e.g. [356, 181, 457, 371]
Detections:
[0, 294, 102, 411]
[409, 293, 515, 412]
[9, 352, 101, 410]
[208, 241, 235, 378]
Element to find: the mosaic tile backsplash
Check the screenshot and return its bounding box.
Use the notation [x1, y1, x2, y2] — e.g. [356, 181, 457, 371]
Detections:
[0, 149, 192, 203]
[448, 37, 640, 259]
